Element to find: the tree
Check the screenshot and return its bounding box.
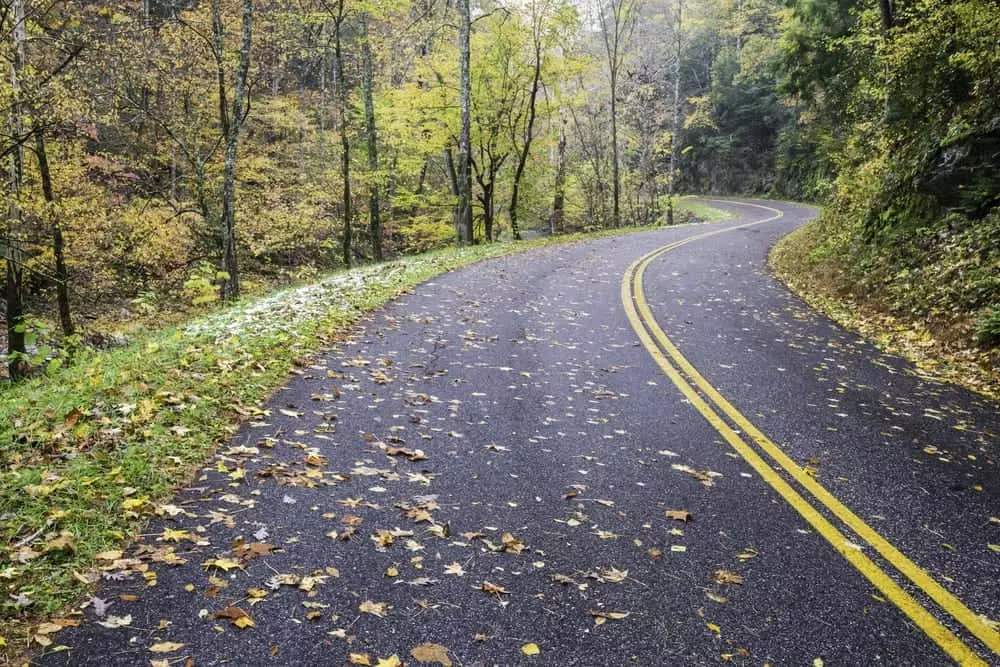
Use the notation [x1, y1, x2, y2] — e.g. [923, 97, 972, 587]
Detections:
[665, 0, 681, 225]
[361, 13, 382, 261]
[4, 0, 28, 379]
[508, 0, 547, 241]
[328, 0, 354, 266]
[213, 0, 254, 299]
[596, 0, 639, 228]
[456, 0, 474, 244]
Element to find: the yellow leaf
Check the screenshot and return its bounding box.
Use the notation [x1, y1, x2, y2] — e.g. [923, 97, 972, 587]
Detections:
[233, 616, 255, 629]
[121, 497, 148, 511]
[706, 622, 721, 636]
[149, 641, 184, 653]
[202, 558, 242, 572]
[521, 643, 540, 656]
[349, 654, 372, 666]
[376, 656, 402, 667]
[160, 528, 192, 542]
[987, 544, 1000, 553]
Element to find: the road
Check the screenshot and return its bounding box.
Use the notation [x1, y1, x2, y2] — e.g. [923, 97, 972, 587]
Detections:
[40, 200, 1000, 666]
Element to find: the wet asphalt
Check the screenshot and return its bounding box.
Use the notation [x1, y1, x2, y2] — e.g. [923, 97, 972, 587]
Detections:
[37, 200, 1000, 666]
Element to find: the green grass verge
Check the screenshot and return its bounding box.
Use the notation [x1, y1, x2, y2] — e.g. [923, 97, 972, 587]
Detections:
[770, 219, 1000, 401]
[0, 203, 731, 649]
[675, 197, 737, 223]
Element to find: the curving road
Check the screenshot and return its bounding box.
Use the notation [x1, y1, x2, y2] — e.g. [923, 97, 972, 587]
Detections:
[40, 200, 1000, 666]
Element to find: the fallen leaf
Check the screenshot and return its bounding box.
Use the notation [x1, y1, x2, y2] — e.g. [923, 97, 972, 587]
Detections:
[160, 528, 192, 543]
[410, 642, 452, 666]
[480, 581, 508, 595]
[599, 567, 628, 583]
[713, 570, 744, 585]
[43, 531, 76, 552]
[665, 509, 691, 522]
[359, 600, 391, 618]
[521, 643, 540, 656]
[149, 642, 184, 653]
[443, 562, 465, 576]
[589, 610, 630, 625]
[349, 654, 372, 666]
[501, 532, 526, 553]
[34, 622, 64, 635]
[202, 557, 242, 572]
[376, 656, 402, 667]
[97, 614, 132, 629]
[214, 606, 255, 629]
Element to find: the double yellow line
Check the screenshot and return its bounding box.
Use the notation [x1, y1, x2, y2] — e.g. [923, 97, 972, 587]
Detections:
[621, 201, 999, 666]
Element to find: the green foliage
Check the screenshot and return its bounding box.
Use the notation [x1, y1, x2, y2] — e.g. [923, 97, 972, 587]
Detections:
[775, 0, 1000, 350]
[183, 262, 230, 307]
[974, 308, 1000, 347]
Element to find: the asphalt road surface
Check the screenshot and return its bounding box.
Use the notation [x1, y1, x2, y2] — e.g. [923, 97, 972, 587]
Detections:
[39, 200, 1000, 666]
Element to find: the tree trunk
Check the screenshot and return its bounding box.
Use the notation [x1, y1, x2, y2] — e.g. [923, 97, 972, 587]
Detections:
[666, 0, 683, 226]
[550, 114, 567, 234]
[361, 15, 382, 261]
[214, 0, 254, 301]
[478, 183, 494, 243]
[444, 148, 460, 235]
[610, 67, 620, 228]
[509, 25, 543, 242]
[333, 6, 352, 266]
[456, 0, 473, 244]
[35, 128, 73, 338]
[6, 0, 28, 380]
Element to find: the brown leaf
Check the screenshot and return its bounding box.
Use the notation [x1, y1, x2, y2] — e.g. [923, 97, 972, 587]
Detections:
[501, 532, 526, 553]
[480, 581, 508, 595]
[64, 407, 84, 428]
[665, 509, 691, 522]
[410, 642, 453, 666]
[713, 570, 744, 585]
[214, 606, 255, 629]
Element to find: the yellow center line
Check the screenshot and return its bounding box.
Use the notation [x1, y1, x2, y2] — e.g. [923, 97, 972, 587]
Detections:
[621, 201, 996, 665]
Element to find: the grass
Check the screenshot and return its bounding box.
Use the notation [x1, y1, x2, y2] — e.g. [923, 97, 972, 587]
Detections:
[674, 198, 737, 223]
[770, 219, 1000, 401]
[0, 199, 731, 652]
